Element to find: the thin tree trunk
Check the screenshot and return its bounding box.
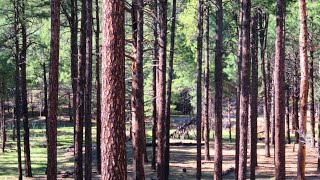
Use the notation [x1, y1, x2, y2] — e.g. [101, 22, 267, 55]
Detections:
[21, 0, 32, 175]
[309, 47, 315, 147]
[151, 0, 158, 170]
[164, 0, 176, 177]
[213, 0, 223, 179]
[75, 0, 87, 179]
[70, 0, 78, 123]
[12, 107, 15, 141]
[317, 56, 320, 172]
[131, 0, 145, 177]
[84, 0, 93, 178]
[101, 0, 127, 178]
[274, 0, 286, 178]
[157, 0, 167, 179]
[297, 0, 308, 178]
[286, 87, 291, 144]
[14, 0, 22, 178]
[95, 0, 101, 174]
[196, 0, 203, 179]
[228, 99, 232, 143]
[259, 12, 270, 157]
[68, 93, 72, 122]
[204, 3, 210, 161]
[250, 11, 258, 180]
[235, 11, 242, 179]
[1, 98, 6, 153]
[293, 54, 299, 144]
[42, 63, 48, 144]
[47, 0, 61, 178]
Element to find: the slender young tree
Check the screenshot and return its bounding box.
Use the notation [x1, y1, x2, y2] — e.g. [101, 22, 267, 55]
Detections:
[286, 86, 291, 144]
[75, 0, 87, 178]
[309, 44, 315, 147]
[131, 0, 145, 177]
[151, 0, 159, 171]
[214, 0, 223, 178]
[318, 57, 320, 172]
[42, 63, 48, 144]
[259, 11, 270, 157]
[196, 0, 203, 179]
[157, 0, 167, 179]
[95, 0, 101, 174]
[84, 0, 93, 178]
[14, 3, 23, 176]
[101, 0, 127, 179]
[204, 2, 210, 161]
[238, 0, 251, 178]
[297, 0, 308, 178]
[1, 89, 6, 153]
[20, 0, 32, 176]
[235, 10, 242, 179]
[164, 0, 177, 177]
[250, 11, 258, 180]
[47, 0, 61, 178]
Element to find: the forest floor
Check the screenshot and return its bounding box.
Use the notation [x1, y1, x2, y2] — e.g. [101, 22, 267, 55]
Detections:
[0, 115, 319, 179]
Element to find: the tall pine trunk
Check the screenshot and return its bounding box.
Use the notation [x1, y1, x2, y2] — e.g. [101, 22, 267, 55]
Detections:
[47, 0, 60, 178]
[95, 0, 101, 174]
[157, 0, 167, 179]
[151, 0, 158, 170]
[309, 46, 315, 147]
[164, 0, 176, 177]
[196, 0, 203, 179]
[250, 11, 258, 180]
[84, 0, 93, 178]
[131, 0, 145, 178]
[214, 0, 223, 178]
[101, 0, 127, 178]
[75, 0, 87, 178]
[274, 0, 286, 177]
[204, 3, 210, 161]
[297, 0, 308, 178]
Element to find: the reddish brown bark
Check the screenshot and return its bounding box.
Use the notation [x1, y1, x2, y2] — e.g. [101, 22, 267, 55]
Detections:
[274, 0, 286, 178]
[297, 0, 308, 179]
[47, 0, 60, 178]
[157, 0, 167, 179]
[250, 12, 258, 180]
[238, 0, 251, 179]
[213, 0, 223, 179]
[151, 0, 158, 171]
[101, 0, 127, 179]
[131, 0, 145, 178]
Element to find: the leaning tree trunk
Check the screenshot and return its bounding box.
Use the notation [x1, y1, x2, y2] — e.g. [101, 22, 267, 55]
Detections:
[84, 0, 93, 178]
[101, 0, 127, 178]
[250, 11, 258, 180]
[213, 0, 223, 179]
[47, 0, 61, 178]
[196, 0, 203, 179]
[297, 0, 308, 179]
[238, 0, 250, 178]
[274, 0, 286, 178]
